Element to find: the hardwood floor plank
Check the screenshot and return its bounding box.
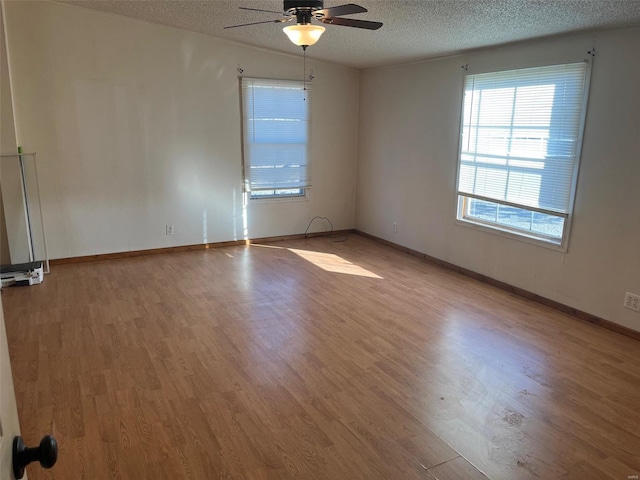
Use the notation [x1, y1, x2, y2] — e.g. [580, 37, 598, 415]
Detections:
[429, 456, 488, 480]
[3, 234, 640, 479]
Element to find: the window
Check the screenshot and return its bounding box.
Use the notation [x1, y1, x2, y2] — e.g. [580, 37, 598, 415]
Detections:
[241, 77, 311, 199]
[456, 62, 590, 247]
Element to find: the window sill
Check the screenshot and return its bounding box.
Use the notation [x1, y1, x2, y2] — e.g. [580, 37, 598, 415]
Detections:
[455, 218, 568, 252]
[248, 195, 309, 205]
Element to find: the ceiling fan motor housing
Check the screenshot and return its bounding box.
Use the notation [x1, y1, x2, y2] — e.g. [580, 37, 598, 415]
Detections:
[284, 0, 324, 12]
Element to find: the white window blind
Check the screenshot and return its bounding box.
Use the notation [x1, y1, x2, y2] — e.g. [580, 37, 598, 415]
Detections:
[458, 62, 588, 215]
[241, 77, 310, 193]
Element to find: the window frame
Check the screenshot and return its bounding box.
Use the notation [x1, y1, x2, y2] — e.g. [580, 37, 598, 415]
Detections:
[454, 60, 592, 251]
[249, 188, 306, 200]
[240, 77, 312, 201]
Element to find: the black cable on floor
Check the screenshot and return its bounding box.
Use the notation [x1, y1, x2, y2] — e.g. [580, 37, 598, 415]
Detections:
[303, 216, 348, 242]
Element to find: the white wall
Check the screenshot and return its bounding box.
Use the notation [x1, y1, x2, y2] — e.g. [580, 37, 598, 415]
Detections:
[3, 1, 359, 259]
[1, 2, 31, 265]
[357, 28, 640, 332]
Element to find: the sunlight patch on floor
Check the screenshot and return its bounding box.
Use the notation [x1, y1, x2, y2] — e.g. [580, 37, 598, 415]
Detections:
[288, 248, 383, 279]
[251, 244, 284, 250]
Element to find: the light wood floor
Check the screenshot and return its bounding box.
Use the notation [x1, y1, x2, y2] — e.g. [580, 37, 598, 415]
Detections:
[4, 234, 640, 480]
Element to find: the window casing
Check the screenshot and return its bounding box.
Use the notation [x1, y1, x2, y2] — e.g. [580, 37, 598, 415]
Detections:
[240, 78, 311, 199]
[456, 62, 590, 249]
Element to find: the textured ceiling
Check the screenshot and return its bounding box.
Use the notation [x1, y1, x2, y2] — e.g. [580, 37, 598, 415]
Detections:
[58, 0, 640, 69]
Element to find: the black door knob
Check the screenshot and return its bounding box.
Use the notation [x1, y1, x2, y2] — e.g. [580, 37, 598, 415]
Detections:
[12, 435, 58, 479]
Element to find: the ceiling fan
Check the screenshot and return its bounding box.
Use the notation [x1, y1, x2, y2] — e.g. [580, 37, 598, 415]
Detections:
[225, 0, 383, 49]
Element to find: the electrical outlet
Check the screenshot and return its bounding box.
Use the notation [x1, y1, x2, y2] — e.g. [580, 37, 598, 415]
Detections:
[392, 222, 397, 233]
[166, 225, 174, 236]
[624, 292, 640, 312]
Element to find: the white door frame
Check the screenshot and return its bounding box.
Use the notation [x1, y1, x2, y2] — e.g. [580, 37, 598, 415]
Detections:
[0, 293, 25, 480]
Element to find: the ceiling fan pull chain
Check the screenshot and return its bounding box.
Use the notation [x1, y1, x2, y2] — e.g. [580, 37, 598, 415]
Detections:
[303, 45, 307, 101]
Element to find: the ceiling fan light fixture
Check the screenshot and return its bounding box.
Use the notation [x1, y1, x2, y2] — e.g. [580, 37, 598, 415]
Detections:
[283, 24, 325, 46]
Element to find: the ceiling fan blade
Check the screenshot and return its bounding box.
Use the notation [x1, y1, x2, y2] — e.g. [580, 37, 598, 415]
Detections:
[224, 18, 288, 29]
[320, 17, 383, 30]
[239, 7, 285, 14]
[314, 4, 367, 18]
